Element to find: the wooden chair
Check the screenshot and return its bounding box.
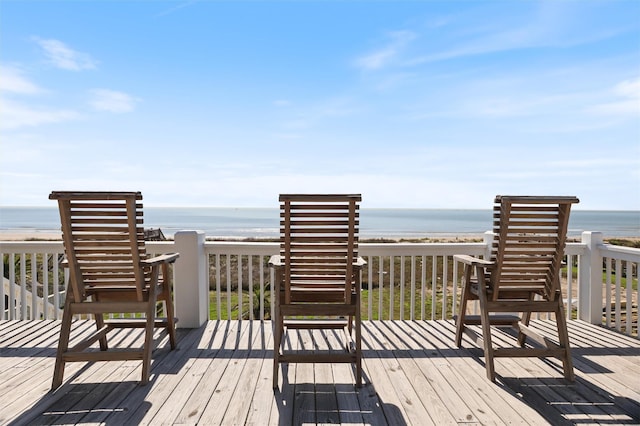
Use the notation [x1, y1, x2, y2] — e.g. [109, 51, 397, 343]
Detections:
[269, 194, 365, 389]
[454, 195, 579, 382]
[49, 191, 179, 390]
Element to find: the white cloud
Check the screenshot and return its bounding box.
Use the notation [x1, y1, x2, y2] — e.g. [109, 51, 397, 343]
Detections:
[89, 89, 140, 113]
[589, 99, 639, 116]
[0, 63, 79, 129]
[402, 3, 631, 67]
[354, 31, 416, 70]
[33, 37, 97, 71]
[587, 77, 640, 117]
[154, 1, 198, 18]
[614, 77, 640, 97]
[0, 98, 80, 130]
[462, 92, 577, 118]
[0, 65, 42, 94]
[548, 158, 637, 168]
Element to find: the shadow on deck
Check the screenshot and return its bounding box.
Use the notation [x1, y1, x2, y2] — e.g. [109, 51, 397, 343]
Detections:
[1, 319, 638, 425]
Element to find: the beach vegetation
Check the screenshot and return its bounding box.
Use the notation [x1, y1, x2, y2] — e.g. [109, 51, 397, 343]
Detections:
[2, 253, 66, 301]
[606, 238, 640, 248]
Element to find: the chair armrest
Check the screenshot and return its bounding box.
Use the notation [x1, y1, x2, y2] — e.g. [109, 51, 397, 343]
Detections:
[453, 254, 493, 268]
[141, 252, 180, 267]
[268, 255, 283, 267]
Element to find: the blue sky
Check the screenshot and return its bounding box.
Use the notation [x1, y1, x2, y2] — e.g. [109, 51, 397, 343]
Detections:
[1, 1, 639, 210]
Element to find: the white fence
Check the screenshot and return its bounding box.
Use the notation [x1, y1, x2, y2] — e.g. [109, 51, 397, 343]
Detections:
[1, 231, 638, 336]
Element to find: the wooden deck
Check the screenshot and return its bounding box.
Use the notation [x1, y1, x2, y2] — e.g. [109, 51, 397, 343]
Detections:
[1, 319, 638, 425]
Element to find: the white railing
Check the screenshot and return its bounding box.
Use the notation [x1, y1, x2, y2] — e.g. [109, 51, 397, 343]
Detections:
[3, 277, 62, 320]
[1, 231, 638, 336]
[203, 239, 489, 322]
[1, 242, 66, 320]
[599, 243, 639, 335]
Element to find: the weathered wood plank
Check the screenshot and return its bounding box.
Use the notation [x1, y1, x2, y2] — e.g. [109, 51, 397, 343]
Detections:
[244, 323, 275, 425]
[330, 363, 365, 426]
[423, 320, 545, 425]
[270, 324, 299, 425]
[0, 322, 100, 424]
[292, 329, 317, 425]
[385, 321, 483, 425]
[360, 321, 426, 425]
[405, 321, 496, 425]
[1, 320, 638, 426]
[440, 320, 640, 425]
[56, 327, 174, 425]
[527, 320, 640, 409]
[198, 321, 265, 425]
[153, 320, 244, 424]
[314, 361, 341, 424]
[78, 328, 195, 425]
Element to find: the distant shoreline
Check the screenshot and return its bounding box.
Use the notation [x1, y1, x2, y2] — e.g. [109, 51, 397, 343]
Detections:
[2, 207, 637, 240]
[0, 230, 487, 242]
[1, 230, 638, 244]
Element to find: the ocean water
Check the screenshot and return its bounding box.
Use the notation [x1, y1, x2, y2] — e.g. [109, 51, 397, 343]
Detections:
[0, 207, 638, 238]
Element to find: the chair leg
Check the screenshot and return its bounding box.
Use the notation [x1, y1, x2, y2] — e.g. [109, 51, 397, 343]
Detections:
[94, 295, 108, 351]
[165, 297, 177, 350]
[141, 268, 160, 385]
[555, 297, 575, 381]
[273, 307, 283, 389]
[347, 292, 354, 349]
[52, 291, 73, 390]
[95, 315, 108, 351]
[355, 300, 362, 388]
[476, 275, 496, 382]
[141, 303, 156, 385]
[162, 263, 177, 350]
[455, 264, 472, 347]
[517, 294, 535, 347]
[518, 312, 532, 347]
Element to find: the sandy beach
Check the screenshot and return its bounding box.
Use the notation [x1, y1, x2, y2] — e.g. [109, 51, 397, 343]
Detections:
[0, 231, 63, 241]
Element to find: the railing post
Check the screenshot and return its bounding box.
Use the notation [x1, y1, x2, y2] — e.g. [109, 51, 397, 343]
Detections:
[483, 231, 494, 259]
[174, 231, 208, 328]
[578, 231, 603, 324]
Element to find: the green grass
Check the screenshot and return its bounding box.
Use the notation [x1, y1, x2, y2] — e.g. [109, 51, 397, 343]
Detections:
[360, 286, 455, 320]
[564, 266, 638, 291]
[209, 290, 271, 320]
[208, 285, 456, 321]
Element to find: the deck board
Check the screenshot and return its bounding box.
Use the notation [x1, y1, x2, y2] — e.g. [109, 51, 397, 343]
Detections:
[1, 319, 638, 425]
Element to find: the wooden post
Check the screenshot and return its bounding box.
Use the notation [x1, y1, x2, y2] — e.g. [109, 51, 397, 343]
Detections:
[482, 231, 494, 261]
[579, 231, 603, 324]
[174, 231, 208, 328]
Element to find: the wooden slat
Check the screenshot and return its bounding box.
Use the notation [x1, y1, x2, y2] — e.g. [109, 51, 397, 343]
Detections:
[69, 218, 131, 225]
[286, 219, 358, 226]
[288, 251, 351, 257]
[68, 225, 131, 233]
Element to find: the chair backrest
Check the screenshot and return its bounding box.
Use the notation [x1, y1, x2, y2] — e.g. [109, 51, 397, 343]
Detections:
[49, 191, 149, 303]
[279, 194, 361, 304]
[489, 195, 579, 301]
